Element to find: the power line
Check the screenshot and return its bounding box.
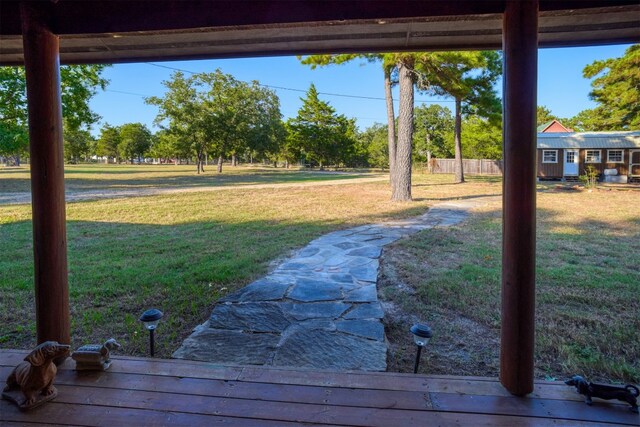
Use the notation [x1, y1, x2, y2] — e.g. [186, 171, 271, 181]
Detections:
[105, 89, 153, 97]
[144, 62, 455, 104]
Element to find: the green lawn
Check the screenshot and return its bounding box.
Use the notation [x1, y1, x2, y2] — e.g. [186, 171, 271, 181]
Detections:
[2, 166, 637, 384]
[380, 185, 640, 383]
[1, 167, 499, 357]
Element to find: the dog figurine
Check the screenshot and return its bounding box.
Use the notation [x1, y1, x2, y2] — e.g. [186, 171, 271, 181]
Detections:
[72, 338, 122, 371]
[2, 341, 70, 409]
[566, 375, 639, 413]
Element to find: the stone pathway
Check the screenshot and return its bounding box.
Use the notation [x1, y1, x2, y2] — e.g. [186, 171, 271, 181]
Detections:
[173, 197, 495, 371]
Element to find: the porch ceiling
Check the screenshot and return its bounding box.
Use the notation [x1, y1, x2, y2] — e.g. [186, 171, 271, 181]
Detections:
[0, 1, 638, 65]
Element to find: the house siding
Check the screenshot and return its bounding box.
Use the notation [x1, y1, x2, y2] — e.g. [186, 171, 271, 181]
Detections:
[579, 149, 630, 176]
[536, 148, 632, 178]
[537, 149, 563, 178]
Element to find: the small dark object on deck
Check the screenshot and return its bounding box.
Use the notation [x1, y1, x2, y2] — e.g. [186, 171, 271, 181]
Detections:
[72, 338, 122, 371]
[566, 375, 639, 413]
[2, 341, 70, 411]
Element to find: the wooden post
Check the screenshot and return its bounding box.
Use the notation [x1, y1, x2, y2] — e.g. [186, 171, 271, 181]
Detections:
[20, 2, 71, 348]
[500, 0, 538, 396]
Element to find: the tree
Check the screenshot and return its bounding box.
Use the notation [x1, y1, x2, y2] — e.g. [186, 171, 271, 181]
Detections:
[63, 123, 93, 163]
[147, 70, 283, 173]
[147, 71, 208, 173]
[288, 84, 354, 170]
[96, 124, 121, 163]
[0, 65, 108, 163]
[461, 116, 502, 160]
[415, 51, 502, 183]
[359, 123, 389, 169]
[300, 54, 409, 199]
[563, 108, 603, 132]
[393, 55, 415, 200]
[200, 72, 283, 171]
[0, 121, 28, 166]
[537, 106, 559, 126]
[119, 123, 152, 163]
[413, 104, 455, 162]
[582, 44, 639, 130]
[149, 130, 182, 163]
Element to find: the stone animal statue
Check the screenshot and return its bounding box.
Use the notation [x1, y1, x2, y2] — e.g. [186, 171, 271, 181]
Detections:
[566, 375, 639, 413]
[72, 338, 121, 371]
[2, 341, 70, 410]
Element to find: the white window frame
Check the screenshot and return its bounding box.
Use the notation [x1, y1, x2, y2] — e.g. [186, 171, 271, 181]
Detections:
[542, 150, 558, 164]
[585, 150, 601, 163]
[607, 149, 624, 163]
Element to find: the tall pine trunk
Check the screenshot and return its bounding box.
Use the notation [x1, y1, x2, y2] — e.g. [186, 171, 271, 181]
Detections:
[217, 155, 223, 173]
[453, 97, 464, 183]
[391, 59, 414, 201]
[384, 67, 397, 179]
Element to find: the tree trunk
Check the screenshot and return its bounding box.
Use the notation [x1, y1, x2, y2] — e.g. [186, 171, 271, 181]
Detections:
[319, 161, 324, 171]
[217, 155, 223, 173]
[391, 59, 414, 201]
[384, 67, 397, 178]
[454, 97, 465, 183]
[232, 154, 237, 166]
[285, 160, 289, 169]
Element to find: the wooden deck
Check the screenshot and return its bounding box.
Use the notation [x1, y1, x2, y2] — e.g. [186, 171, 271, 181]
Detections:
[1, 349, 637, 426]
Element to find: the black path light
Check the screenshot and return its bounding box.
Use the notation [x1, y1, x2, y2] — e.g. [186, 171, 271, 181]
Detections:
[139, 308, 163, 357]
[410, 323, 432, 374]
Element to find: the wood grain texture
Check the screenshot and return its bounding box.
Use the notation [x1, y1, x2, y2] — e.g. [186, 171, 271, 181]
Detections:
[500, 0, 539, 397]
[20, 1, 70, 349]
[2, 350, 638, 426]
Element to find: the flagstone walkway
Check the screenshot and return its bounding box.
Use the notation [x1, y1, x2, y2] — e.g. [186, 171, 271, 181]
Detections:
[173, 197, 496, 371]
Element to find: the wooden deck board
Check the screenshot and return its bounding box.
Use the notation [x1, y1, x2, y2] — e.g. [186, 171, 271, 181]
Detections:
[1, 350, 637, 426]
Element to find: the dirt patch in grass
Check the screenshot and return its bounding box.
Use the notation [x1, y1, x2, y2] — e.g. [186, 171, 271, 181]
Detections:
[380, 187, 640, 383]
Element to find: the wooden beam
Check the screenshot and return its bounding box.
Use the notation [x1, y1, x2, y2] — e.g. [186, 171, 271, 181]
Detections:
[20, 1, 70, 349]
[500, 0, 538, 396]
[2, 1, 637, 36]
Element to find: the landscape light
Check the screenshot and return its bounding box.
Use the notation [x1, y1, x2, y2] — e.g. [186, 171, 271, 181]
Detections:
[410, 323, 432, 374]
[139, 308, 163, 357]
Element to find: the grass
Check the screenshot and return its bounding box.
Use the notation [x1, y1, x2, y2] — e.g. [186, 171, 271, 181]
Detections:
[0, 163, 379, 193]
[380, 185, 640, 383]
[3, 165, 636, 383]
[0, 166, 498, 358]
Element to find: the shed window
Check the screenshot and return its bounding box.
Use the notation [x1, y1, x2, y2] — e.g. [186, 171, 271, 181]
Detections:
[542, 150, 557, 163]
[585, 150, 601, 163]
[607, 149, 623, 163]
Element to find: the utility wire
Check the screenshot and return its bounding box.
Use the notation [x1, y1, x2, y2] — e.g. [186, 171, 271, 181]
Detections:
[144, 62, 455, 104]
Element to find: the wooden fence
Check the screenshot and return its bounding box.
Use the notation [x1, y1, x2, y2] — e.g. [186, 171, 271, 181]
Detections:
[426, 158, 504, 175]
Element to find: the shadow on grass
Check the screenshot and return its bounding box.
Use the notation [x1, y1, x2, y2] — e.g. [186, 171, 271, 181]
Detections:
[0, 199, 428, 359]
[381, 203, 639, 382]
[0, 171, 373, 194]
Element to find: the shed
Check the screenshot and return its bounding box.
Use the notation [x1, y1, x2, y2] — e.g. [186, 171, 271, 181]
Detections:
[537, 131, 640, 182]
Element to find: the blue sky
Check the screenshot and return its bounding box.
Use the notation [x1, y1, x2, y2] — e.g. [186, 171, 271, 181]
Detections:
[89, 44, 633, 135]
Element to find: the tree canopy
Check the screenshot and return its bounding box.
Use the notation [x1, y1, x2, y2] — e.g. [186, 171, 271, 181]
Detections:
[415, 51, 502, 183]
[287, 84, 356, 170]
[147, 70, 283, 173]
[0, 64, 108, 164]
[582, 44, 640, 130]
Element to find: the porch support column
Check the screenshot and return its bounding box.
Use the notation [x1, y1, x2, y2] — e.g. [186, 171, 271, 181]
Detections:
[20, 2, 70, 347]
[500, 0, 538, 396]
